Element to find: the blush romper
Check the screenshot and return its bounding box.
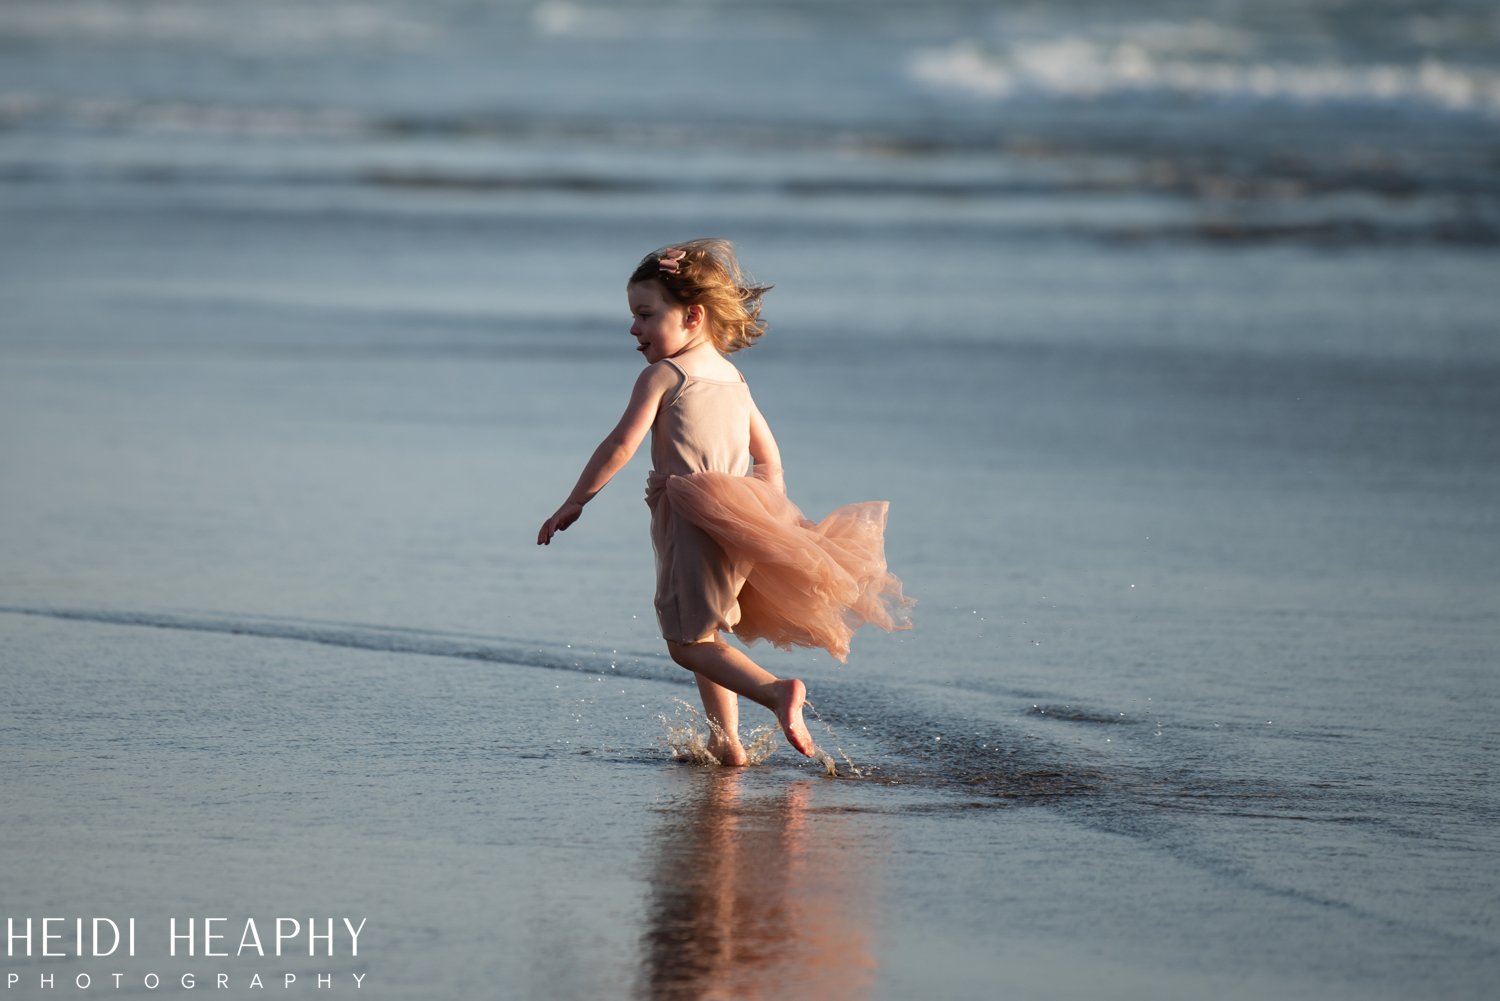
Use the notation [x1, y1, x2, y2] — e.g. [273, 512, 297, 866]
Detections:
[646, 358, 754, 644]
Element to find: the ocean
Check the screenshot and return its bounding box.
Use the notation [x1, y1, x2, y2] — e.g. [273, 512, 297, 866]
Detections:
[2, 1, 1497, 998]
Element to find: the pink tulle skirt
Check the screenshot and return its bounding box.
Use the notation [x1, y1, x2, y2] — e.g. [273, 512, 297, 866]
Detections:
[646, 470, 913, 662]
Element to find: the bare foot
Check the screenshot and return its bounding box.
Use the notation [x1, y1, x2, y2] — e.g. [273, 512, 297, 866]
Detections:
[707, 733, 749, 767]
[770, 679, 815, 757]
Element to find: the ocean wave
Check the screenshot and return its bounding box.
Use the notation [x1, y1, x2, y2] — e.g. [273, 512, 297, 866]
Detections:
[909, 35, 1500, 115]
[4, 89, 1493, 202]
[5, 164, 1493, 247]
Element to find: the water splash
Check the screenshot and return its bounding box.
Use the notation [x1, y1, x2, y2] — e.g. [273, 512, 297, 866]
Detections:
[658, 698, 780, 767]
[658, 698, 840, 775]
[802, 701, 847, 777]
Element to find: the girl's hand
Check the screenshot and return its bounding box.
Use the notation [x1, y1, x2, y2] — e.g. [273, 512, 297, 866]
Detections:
[538, 501, 584, 545]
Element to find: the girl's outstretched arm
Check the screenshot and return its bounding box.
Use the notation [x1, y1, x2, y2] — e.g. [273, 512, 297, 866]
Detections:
[747, 399, 786, 494]
[538, 363, 677, 545]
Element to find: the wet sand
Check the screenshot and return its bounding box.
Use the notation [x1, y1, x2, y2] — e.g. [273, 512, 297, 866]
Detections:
[5, 586, 1493, 1000]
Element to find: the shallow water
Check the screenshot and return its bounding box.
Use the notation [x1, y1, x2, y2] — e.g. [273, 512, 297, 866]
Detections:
[3, 1, 1499, 998]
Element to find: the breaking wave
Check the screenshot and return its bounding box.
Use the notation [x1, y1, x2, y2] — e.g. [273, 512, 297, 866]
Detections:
[909, 35, 1500, 115]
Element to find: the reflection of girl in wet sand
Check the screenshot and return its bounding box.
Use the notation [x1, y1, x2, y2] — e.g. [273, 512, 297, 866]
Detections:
[638, 772, 876, 1000]
[538, 240, 912, 765]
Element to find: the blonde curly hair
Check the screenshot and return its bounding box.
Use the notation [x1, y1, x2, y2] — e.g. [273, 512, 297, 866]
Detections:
[628, 238, 772, 354]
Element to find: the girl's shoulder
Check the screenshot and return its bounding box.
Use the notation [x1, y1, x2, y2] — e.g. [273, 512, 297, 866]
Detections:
[637, 359, 686, 391]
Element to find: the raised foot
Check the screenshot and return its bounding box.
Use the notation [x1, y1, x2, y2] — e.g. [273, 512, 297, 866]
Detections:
[772, 679, 816, 757]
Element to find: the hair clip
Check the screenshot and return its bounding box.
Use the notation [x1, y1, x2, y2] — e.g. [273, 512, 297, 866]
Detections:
[657, 248, 686, 274]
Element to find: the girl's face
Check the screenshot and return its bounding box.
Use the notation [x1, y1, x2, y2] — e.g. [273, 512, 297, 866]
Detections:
[628, 281, 705, 364]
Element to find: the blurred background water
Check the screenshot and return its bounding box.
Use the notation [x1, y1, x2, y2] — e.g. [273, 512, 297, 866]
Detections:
[2, 2, 1498, 998]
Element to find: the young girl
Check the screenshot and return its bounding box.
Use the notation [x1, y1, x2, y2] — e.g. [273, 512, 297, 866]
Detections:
[538, 240, 911, 765]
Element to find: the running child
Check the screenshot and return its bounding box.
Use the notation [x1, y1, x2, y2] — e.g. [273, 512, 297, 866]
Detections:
[538, 239, 911, 765]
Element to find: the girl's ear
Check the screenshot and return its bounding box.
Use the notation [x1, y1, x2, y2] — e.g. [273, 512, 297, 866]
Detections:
[684, 304, 704, 328]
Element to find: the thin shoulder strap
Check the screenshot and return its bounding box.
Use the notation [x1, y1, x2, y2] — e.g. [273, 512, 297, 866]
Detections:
[659, 357, 689, 406]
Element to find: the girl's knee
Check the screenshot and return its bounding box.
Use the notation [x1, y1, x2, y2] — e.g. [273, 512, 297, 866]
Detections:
[666, 636, 718, 667]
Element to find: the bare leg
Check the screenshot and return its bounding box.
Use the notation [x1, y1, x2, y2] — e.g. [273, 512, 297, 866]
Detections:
[695, 675, 748, 767]
[667, 636, 815, 757]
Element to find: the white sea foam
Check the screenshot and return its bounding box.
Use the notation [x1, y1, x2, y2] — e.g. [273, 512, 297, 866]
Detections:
[909, 33, 1500, 115]
[530, 1, 639, 39]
